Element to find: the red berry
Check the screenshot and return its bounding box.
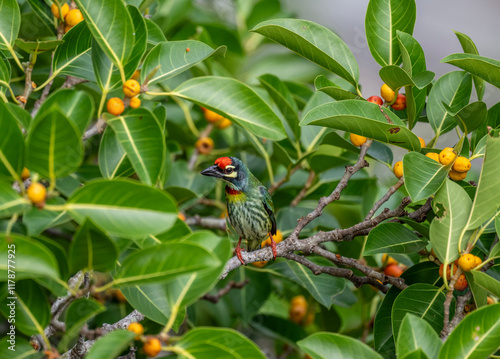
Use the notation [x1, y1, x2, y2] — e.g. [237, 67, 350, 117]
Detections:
[367, 96, 383, 105]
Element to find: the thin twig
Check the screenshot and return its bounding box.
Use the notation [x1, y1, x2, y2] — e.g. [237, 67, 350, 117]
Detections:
[441, 268, 463, 339]
[82, 118, 107, 140]
[365, 177, 405, 220]
[185, 215, 227, 231]
[202, 279, 249, 303]
[290, 171, 315, 207]
[268, 164, 301, 194]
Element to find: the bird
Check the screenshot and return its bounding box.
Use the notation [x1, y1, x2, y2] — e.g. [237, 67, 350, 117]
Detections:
[201, 156, 277, 265]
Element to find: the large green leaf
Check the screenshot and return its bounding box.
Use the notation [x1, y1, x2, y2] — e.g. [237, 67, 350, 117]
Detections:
[454, 31, 485, 100]
[0, 280, 49, 336]
[69, 219, 118, 273]
[15, 39, 63, 54]
[397, 314, 442, 359]
[105, 108, 165, 186]
[141, 40, 224, 85]
[442, 53, 500, 89]
[98, 127, 134, 179]
[392, 284, 453, 341]
[314, 75, 361, 101]
[0, 234, 60, 281]
[301, 100, 421, 151]
[365, 0, 416, 66]
[74, 0, 134, 83]
[168, 76, 287, 140]
[466, 135, 500, 229]
[25, 0, 54, 35]
[113, 241, 220, 287]
[445, 101, 487, 134]
[379, 66, 434, 91]
[427, 71, 472, 138]
[0, 0, 20, 64]
[85, 330, 136, 359]
[26, 106, 83, 180]
[3, 102, 31, 130]
[23, 197, 70, 235]
[471, 271, 500, 298]
[0, 182, 30, 218]
[364, 222, 427, 255]
[430, 179, 472, 264]
[252, 18, 360, 87]
[0, 102, 24, 181]
[176, 327, 267, 359]
[0, 337, 41, 358]
[439, 304, 500, 359]
[66, 179, 178, 238]
[298, 332, 383, 359]
[403, 152, 448, 203]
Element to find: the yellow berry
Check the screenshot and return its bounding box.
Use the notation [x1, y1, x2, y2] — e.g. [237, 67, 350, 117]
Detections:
[449, 170, 467, 181]
[177, 213, 186, 221]
[251, 261, 268, 268]
[452, 156, 471, 173]
[425, 152, 440, 162]
[291, 295, 307, 307]
[382, 254, 398, 267]
[127, 322, 144, 340]
[216, 117, 232, 129]
[129, 97, 141, 109]
[487, 297, 495, 305]
[131, 70, 140, 80]
[106, 98, 125, 116]
[64, 24, 73, 33]
[457, 254, 476, 272]
[27, 183, 46, 204]
[261, 230, 284, 248]
[51, 3, 69, 19]
[201, 107, 223, 123]
[393, 161, 403, 179]
[123, 79, 141, 98]
[474, 256, 482, 268]
[195, 137, 214, 155]
[114, 289, 127, 302]
[380, 84, 395, 102]
[418, 137, 426, 148]
[143, 338, 161, 357]
[289, 296, 308, 324]
[21, 167, 30, 181]
[65, 9, 84, 27]
[350, 133, 367, 147]
[439, 147, 457, 166]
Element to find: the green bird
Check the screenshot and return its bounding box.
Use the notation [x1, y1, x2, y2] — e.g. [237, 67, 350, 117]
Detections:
[201, 156, 277, 265]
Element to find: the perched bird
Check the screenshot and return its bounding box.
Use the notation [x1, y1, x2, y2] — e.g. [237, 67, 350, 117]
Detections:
[201, 157, 277, 265]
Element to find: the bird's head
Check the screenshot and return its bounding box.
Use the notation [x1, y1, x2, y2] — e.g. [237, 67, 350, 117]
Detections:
[201, 157, 248, 191]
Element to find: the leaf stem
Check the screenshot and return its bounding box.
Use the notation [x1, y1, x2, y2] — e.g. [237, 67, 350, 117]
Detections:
[93, 280, 115, 293]
[5, 213, 18, 237]
[162, 346, 196, 359]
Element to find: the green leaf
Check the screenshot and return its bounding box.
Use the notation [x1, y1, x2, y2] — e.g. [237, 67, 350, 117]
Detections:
[314, 75, 361, 101]
[0, 50, 11, 91]
[444, 101, 487, 134]
[466, 135, 500, 229]
[438, 304, 500, 359]
[402, 349, 430, 359]
[298, 332, 383, 359]
[66, 179, 178, 239]
[427, 71, 472, 137]
[267, 258, 346, 309]
[25, 0, 54, 35]
[0, 102, 24, 181]
[0, 0, 20, 54]
[145, 18, 166, 45]
[32, 235, 69, 280]
[69, 219, 118, 273]
[403, 152, 448, 203]
[141, 40, 225, 85]
[98, 126, 134, 179]
[169, 76, 287, 140]
[85, 330, 135, 359]
[35, 89, 94, 135]
[0, 182, 30, 218]
[442, 53, 500, 89]
[23, 197, 70, 235]
[430, 179, 472, 264]
[392, 284, 453, 341]
[454, 31, 485, 100]
[252, 18, 360, 87]
[0, 337, 41, 359]
[0, 280, 49, 336]
[3, 102, 31, 130]
[74, 0, 135, 83]
[301, 100, 421, 151]
[365, 0, 416, 66]
[465, 272, 488, 309]
[113, 241, 220, 287]
[0, 234, 60, 281]
[364, 222, 427, 255]
[105, 108, 165, 186]
[176, 327, 267, 359]
[471, 271, 500, 297]
[59, 298, 105, 352]
[379, 66, 434, 91]
[14, 39, 63, 54]
[397, 314, 442, 359]
[259, 73, 300, 139]
[26, 105, 83, 180]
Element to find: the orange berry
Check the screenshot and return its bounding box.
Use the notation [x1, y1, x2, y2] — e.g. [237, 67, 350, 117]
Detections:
[27, 183, 46, 204]
[201, 107, 223, 123]
[64, 24, 73, 33]
[382, 254, 398, 267]
[425, 152, 440, 162]
[291, 295, 307, 308]
[449, 170, 467, 181]
[350, 133, 367, 147]
[418, 137, 426, 148]
[51, 3, 69, 19]
[439, 263, 458, 280]
[439, 147, 456, 166]
[131, 70, 140, 80]
[143, 338, 161, 357]
[452, 156, 471, 173]
[216, 117, 232, 129]
[123, 79, 141, 98]
[65, 9, 84, 27]
[114, 289, 127, 302]
[21, 167, 30, 181]
[289, 296, 308, 324]
[384, 264, 403, 278]
[195, 137, 214, 155]
[127, 322, 144, 340]
[393, 161, 403, 179]
[261, 230, 284, 248]
[474, 256, 482, 268]
[106, 98, 125, 116]
[367, 96, 383, 105]
[177, 213, 186, 221]
[487, 297, 495, 305]
[391, 94, 406, 111]
[129, 97, 141, 109]
[457, 254, 476, 272]
[455, 274, 468, 291]
[380, 84, 395, 102]
[305, 311, 315, 326]
[251, 261, 268, 268]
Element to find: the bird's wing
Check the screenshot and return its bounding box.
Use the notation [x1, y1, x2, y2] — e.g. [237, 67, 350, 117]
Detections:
[259, 186, 277, 236]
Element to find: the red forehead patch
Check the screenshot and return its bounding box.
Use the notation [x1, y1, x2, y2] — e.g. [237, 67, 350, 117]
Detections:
[215, 157, 232, 169]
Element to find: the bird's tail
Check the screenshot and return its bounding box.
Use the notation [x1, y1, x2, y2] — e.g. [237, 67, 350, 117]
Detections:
[247, 239, 261, 252]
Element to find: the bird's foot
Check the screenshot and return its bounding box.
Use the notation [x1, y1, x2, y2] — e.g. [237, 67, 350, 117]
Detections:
[235, 237, 246, 266]
[270, 232, 277, 261]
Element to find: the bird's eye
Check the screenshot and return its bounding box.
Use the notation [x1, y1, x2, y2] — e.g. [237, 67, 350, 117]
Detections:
[224, 167, 233, 174]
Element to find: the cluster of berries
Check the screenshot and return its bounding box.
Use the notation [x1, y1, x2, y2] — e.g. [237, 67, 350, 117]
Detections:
[107, 74, 142, 116]
[288, 295, 315, 326]
[195, 108, 233, 155]
[127, 322, 162, 357]
[382, 254, 405, 278]
[51, 2, 84, 33]
[426, 147, 471, 181]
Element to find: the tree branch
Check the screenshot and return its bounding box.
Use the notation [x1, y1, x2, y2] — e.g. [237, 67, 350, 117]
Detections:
[365, 177, 405, 220]
[185, 215, 227, 231]
[82, 118, 107, 140]
[290, 171, 315, 207]
[202, 279, 249, 303]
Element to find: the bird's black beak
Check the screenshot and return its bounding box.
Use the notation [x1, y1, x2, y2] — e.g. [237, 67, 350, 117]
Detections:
[201, 165, 223, 179]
